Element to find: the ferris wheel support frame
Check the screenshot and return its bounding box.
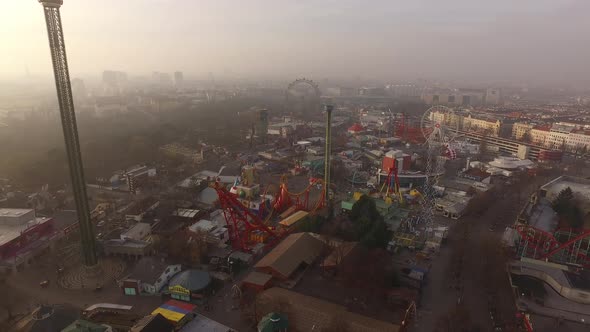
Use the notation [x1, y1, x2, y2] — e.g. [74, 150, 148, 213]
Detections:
[419, 106, 458, 227]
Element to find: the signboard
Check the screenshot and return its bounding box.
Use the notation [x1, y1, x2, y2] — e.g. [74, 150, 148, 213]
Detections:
[169, 285, 190, 296]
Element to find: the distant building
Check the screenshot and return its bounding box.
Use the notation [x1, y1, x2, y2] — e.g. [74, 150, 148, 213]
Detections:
[71, 78, 88, 103]
[462, 114, 501, 136]
[512, 122, 534, 140]
[484, 88, 501, 105]
[94, 96, 128, 117]
[386, 84, 421, 98]
[174, 71, 184, 87]
[152, 72, 172, 85]
[513, 121, 590, 152]
[102, 70, 127, 95]
[422, 89, 485, 106]
[358, 87, 386, 96]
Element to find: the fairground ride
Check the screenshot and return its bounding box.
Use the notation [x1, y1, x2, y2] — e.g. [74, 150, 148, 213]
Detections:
[513, 224, 590, 267]
[379, 166, 403, 205]
[393, 112, 425, 143]
[213, 175, 326, 251]
[417, 105, 459, 228]
[285, 78, 321, 116]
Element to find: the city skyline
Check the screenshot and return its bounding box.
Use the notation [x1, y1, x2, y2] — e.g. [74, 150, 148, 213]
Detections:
[2, 0, 590, 85]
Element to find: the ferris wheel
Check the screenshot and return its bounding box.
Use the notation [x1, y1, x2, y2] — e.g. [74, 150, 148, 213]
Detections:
[421, 105, 459, 144]
[418, 105, 459, 227]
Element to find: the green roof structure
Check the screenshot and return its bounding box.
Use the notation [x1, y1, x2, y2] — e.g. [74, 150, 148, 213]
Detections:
[61, 320, 110, 332]
[258, 312, 289, 332]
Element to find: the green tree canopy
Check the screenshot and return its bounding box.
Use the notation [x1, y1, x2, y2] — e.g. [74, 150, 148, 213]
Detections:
[552, 187, 584, 229]
[349, 195, 391, 248]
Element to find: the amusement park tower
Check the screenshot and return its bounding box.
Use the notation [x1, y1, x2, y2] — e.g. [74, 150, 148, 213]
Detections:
[38, 0, 98, 266]
[324, 105, 333, 203]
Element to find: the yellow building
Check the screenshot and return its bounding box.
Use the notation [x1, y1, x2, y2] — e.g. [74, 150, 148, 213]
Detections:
[463, 115, 501, 136]
[512, 122, 534, 139]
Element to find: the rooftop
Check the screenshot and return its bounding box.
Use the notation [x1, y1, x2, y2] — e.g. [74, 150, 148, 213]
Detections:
[151, 300, 196, 323]
[258, 288, 400, 332]
[0, 208, 33, 218]
[242, 271, 273, 287]
[179, 313, 233, 332]
[488, 156, 535, 170]
[61, 319, 110, 332]
[278, 210, 308, 227]
[168, 269, 211, 292]
[188, 219, 217, 233]
[172, 209, 201, 219]
[128, 257, 175, 285]
[0, 216, 53, 247]
[130, 313, 174, 332]
[255, 232, 325, 279]
[121, 222, 151, 240]
[541, 176, 590, 203]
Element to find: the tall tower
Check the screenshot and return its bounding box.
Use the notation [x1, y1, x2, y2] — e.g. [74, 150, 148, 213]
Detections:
[39, 0, 98, 267]
[323, 105, 333, 203]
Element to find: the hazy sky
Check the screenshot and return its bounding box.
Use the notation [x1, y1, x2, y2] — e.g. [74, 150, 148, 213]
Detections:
[2, 0, 589, 83]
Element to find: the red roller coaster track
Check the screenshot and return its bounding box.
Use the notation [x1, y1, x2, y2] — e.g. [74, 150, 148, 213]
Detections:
[213, 176, 326, 251]
[514, 224, 590, 267]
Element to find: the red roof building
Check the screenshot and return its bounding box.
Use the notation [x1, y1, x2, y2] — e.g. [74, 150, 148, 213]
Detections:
[347, 123, 364, 134]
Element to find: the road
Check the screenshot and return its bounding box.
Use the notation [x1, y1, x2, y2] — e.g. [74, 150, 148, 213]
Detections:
[413, 176, 548, 332]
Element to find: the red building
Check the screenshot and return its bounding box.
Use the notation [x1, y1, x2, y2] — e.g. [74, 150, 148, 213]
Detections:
[537, 150, 563, 162]
[382, 150, 412, 172]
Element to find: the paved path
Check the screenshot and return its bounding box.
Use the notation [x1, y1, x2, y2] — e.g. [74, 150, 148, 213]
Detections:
[413, 177, 544, 331]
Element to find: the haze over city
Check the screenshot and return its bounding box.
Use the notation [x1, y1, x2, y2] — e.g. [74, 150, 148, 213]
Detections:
[3, 0, 590, 84]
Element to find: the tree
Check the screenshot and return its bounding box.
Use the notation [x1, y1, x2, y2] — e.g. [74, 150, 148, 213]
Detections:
[478, 129, 490, 160]
[552, 187, 584, 229]
[299, 215, 326, 233]
[521, 131, 531, 143]
[349, 196, 391, 248]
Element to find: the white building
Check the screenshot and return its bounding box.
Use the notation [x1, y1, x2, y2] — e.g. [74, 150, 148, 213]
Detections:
[530, 128, 550, 146]
[567, 130, 590, 152]
[121, 222, 151, 241]
[125, 257, 182, 295]
[188, 219, 229, 244]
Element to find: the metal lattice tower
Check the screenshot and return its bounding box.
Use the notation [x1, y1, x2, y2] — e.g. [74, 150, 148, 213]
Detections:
[419, 106, 458, 227]
[39, 0, 98, 266]
[324, 104, 333, 203]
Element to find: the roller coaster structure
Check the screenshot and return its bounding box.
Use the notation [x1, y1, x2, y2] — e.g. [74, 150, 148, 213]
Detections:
[213, 176, 326, 251]
[514, 224, 590, 267]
